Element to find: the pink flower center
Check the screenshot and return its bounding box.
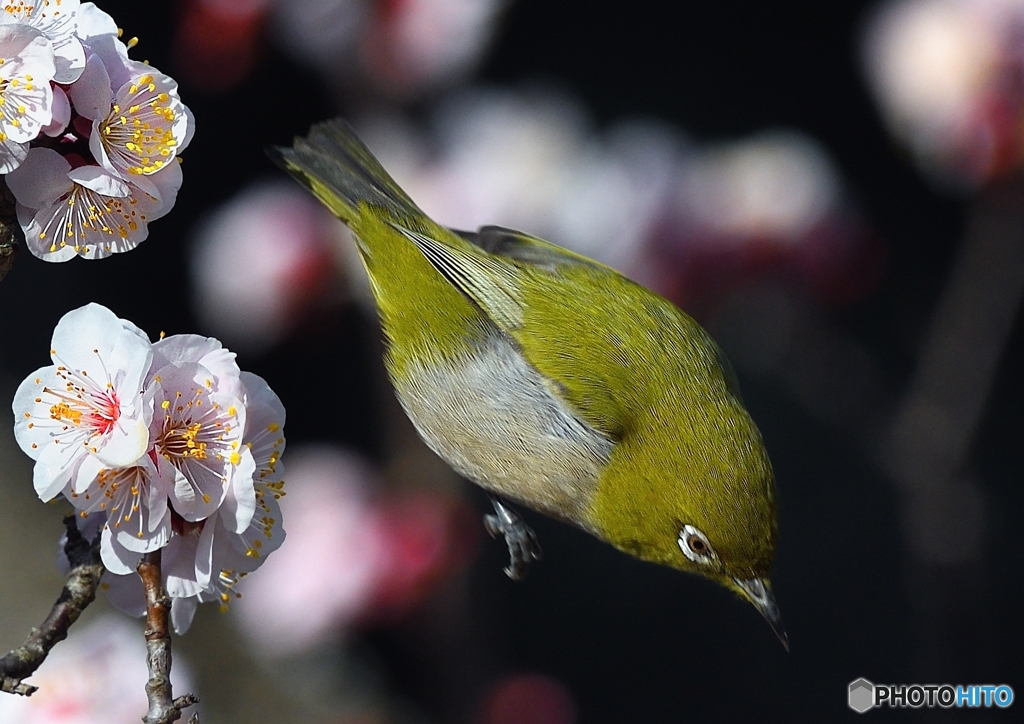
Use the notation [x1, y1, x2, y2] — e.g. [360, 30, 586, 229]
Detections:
[47, 385, 120, 436]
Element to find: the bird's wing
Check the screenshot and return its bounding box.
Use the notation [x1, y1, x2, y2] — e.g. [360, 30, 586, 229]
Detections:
[392, 221, 633, 440]
[454, 225, 615, 275]
[389, 224, 527, 330]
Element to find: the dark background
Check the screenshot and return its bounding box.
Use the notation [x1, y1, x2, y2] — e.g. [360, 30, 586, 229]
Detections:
[0, 1, 1020, 722]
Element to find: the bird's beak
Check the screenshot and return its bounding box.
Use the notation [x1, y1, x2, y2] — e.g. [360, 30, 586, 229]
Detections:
[733, 576, 789, 651]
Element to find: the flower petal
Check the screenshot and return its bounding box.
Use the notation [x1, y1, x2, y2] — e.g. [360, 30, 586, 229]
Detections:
[32, 440, 76, 501]
[4, 147, 71, 210]
[170, 596, 199, 635]
[93, 416, 149, 467]
[68, 50, 112, 121]
[68, 164, 130, 196]
[100, 524, 143, 574]
[221, 446, 256, 534]
[41, 84, 71, 137]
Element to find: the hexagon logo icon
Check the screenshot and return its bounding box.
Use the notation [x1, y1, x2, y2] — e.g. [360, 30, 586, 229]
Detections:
[849, 678, 875, 713]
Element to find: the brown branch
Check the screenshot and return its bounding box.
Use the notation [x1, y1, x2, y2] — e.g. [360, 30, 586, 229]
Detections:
[137, 551, 199, 724]
[0, 516, 104, 696]
[0, 182, 19, 283]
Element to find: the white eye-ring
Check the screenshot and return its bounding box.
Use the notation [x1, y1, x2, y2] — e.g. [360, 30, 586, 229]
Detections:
[678, 524, 716, 564]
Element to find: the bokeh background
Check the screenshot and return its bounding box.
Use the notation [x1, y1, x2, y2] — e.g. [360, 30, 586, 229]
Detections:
[1, 0, 1022, 722]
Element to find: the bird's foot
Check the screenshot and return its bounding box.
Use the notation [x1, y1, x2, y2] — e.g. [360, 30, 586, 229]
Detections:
[484, 497, 542, 581]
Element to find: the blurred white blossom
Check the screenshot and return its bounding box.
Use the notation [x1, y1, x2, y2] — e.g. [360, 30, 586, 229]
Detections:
[676, 131, 842, 245]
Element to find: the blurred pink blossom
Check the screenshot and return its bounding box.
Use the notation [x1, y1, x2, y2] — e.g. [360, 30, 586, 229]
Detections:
[361, 0, 509, 97]
[479, 673, 577, 724]
[176, 0, 508, 96]
[234, 446, 474, 657]
[349, 88, 872, 306]
[0, 615, 193, 724]
[863, 0, 1024, 185]
[190, 181, 343, 353]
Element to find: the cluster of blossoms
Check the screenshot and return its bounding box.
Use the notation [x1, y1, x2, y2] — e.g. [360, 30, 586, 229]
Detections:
[0, 0, 192, 261]
[13, 304, 285, 633]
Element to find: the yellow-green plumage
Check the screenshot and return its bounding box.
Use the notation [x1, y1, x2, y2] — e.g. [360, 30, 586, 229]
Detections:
[271, 119, 786, 647]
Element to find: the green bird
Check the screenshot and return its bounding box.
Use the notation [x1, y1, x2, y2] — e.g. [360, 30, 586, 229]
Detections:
[270, 119, 787, 648]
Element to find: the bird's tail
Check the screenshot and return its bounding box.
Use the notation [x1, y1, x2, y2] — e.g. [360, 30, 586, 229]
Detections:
[267, 119, 419, 226]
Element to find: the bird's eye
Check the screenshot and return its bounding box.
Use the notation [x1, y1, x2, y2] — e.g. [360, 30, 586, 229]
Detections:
[678, 524, 716, 564]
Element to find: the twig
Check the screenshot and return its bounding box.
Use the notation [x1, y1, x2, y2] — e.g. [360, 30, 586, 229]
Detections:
[137, 551, 199, 724]
[0, 182, 19, 282]
[0, 516, 104, 696]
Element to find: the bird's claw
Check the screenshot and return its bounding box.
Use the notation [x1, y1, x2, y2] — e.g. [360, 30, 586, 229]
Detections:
[484, 498, 542, 581]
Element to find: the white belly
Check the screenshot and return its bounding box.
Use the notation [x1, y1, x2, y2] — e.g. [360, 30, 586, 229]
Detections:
[393, 330, 614, 528]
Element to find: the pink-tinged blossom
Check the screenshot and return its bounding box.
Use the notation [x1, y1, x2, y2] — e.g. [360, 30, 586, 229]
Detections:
[0, 23, 55, 172]
[12, 303, 153, 503]
[5, 146, 173, 261]
[863, 0, 1024, 184]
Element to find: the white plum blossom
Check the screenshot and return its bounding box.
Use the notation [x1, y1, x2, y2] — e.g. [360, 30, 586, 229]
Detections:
[207, 371, 286, 571]
[74, 1, 131, 88]
[0, 23, 55, 172]
[92, 371, 287, 635]
[90, 64, 193, 196]
[5, 146, 174, 261]
[89, 374, 283, 633]
[72, 453, 176, 574]
[0, 0, 192, 259]
[147, 338, 253, 526]
[16, 303, 288, 634]
[12, 303, 153, 503]
[0, 0, 85, 83]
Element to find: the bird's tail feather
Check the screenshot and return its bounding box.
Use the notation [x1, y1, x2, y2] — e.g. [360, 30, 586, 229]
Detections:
[267, 119, 418, 225]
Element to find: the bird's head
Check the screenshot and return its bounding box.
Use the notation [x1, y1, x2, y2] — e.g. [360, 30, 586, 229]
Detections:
[589, 403, 787, 649]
